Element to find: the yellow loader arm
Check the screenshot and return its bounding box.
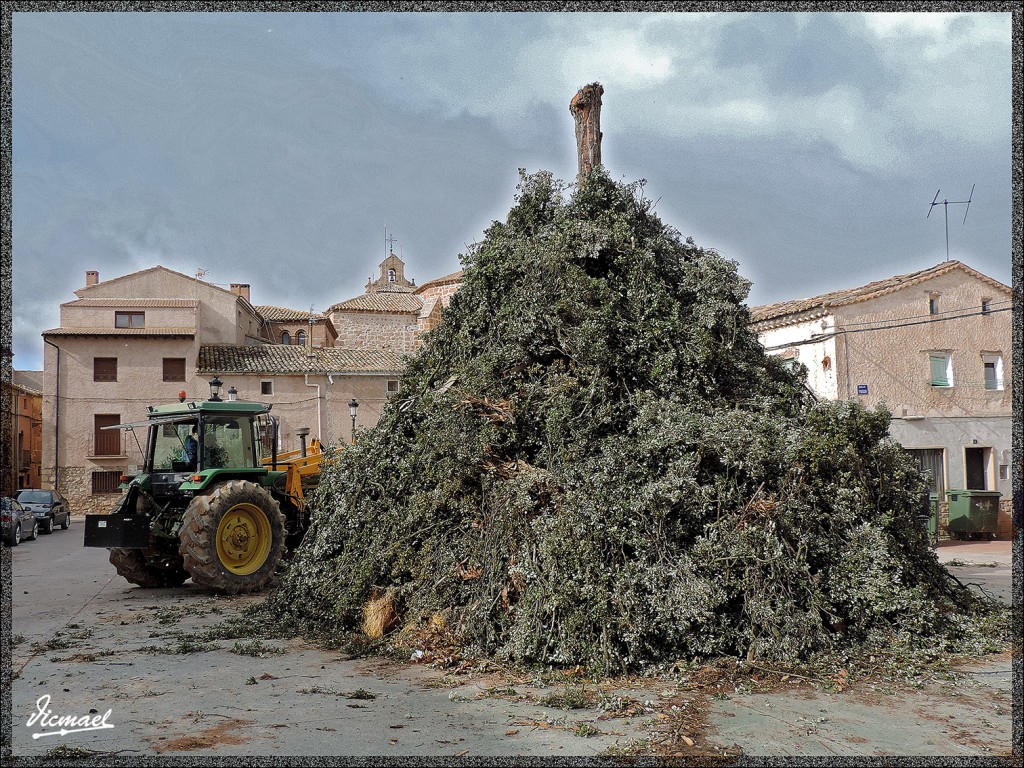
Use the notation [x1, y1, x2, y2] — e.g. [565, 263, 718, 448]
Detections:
[262, 439, 331, 510]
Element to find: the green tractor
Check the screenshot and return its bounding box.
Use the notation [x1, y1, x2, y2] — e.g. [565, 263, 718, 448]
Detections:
[84, 396, 325, 594]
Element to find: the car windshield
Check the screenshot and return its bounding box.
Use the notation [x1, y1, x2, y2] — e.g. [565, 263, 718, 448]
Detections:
[17, 491, 51, 504]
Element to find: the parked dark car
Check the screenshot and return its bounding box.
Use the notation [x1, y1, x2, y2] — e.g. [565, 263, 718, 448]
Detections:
[2, 497, 38, 546]
[16, 489, 71, 534]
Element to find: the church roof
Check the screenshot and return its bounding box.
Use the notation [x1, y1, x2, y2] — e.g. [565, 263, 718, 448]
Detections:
[256, 305, 330, 322]
[415, 270, 464, 293]
[328, 292, 424, 314]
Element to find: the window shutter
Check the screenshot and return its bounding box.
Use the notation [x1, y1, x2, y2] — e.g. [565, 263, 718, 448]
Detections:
[94, 358, 118, 382]
[94, 414, 121, 456]
[163, 358, 186, 382]
[929, 356, 948, 387]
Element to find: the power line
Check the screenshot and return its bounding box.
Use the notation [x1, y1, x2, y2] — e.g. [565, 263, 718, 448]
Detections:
[827, 299, 1011, 330]
[761, 305, 1011, 351]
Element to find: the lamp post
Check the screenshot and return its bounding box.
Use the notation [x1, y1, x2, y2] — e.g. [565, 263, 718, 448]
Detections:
[208, 376, 223, 402]
[348, 398, 359, 444]
[296, 427, 310, 457]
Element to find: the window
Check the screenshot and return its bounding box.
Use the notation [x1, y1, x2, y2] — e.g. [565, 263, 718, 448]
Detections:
[94, 357, 117, 382]
[163, 357, 186, 382]
[202, 416, 255, 469]
[281, 331, 291, 345]
[982, 354, 1003, 391]
[91, 470, 122, 495]
[981, 299, 991, 315]
[907, 449, 945, 495]
[928, 294, 939, 316]
[387, 379, 400, 393]
[94, 414, 121, 456]
[115, 311, 145, 329]
[296, 330, 306, 346]
[261, 381, 274, 396]
[928, 354, 953, 387]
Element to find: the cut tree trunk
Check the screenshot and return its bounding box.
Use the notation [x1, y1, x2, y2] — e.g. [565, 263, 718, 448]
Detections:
[570, 82, 604, 184]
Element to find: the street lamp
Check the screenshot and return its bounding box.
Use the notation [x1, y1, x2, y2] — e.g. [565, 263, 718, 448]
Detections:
[348, 398, 359, 444]
[208, 376, 223, 402]
[296, 427, 310, 457]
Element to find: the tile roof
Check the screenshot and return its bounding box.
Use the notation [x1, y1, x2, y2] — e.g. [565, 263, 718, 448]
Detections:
[328, 292, 424, 314]
[256, 305, 330, 322]
[749, 260, 1011, 326]
[415, 270, 464, 293]
[41, 327, 196, 337]
[61, 298, 199, 308]
[197, 344, 406, 375]
[71, 265, 262, 318]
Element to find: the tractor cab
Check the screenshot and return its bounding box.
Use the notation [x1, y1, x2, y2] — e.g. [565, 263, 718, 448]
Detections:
[115, 401, 279, 496]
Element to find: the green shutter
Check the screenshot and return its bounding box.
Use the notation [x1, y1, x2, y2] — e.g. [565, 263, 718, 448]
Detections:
[929, 356, 948, 387]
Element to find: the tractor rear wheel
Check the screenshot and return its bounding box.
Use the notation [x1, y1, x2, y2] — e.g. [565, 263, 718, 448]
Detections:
[109, 547, 190, 588]
[179, 480, 286, 594]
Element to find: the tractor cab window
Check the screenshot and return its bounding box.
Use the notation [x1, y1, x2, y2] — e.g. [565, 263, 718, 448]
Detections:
[253, 414, 277, 465]
[201, 416, 254, 469]
[151, 420, 199, 472]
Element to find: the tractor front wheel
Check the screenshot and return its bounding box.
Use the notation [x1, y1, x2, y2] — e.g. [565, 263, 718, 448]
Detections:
[179, 480, 286, 594]
[109, 548, 190, 588]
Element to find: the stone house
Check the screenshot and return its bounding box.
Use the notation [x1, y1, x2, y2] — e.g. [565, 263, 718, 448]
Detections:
[750, 260, 1013, 536]
[2, 371, 44, 493]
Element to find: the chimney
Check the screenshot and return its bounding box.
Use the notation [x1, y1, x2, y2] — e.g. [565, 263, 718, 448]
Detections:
[306, 313, 316, 358]
[569, 82, 604, 185]
[230, 283, 251, 302]
[85, 270, 99, 287]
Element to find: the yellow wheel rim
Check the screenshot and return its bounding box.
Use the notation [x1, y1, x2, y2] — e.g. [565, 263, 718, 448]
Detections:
[215, 503, 273, 576]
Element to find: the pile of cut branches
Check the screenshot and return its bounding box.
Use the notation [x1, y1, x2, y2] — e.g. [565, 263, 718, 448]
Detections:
[258, 169, 1007, 673]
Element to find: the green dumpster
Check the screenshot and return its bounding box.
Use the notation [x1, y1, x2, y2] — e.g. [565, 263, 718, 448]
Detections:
[945, 490, 1001, 540]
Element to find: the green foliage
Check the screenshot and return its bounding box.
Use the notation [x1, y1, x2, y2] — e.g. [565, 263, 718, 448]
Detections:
[256, 169, 1005, 673]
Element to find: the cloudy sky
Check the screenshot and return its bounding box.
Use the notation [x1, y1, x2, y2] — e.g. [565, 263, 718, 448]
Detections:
[11, 9, 1014, 370]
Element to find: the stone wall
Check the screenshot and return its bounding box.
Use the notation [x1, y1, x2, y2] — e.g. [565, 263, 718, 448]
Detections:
[332, 312, 419, 352]
[43, 465, 125, 516]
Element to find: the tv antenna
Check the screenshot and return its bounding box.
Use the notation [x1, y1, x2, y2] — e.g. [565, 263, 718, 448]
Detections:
[927, 184, 974, 261]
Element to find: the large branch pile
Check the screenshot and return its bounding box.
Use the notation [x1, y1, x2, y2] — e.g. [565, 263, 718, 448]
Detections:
[261, 170, 1005, 672]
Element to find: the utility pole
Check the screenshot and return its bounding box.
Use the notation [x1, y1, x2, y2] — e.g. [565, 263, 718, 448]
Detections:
[570, 82, 604, 185]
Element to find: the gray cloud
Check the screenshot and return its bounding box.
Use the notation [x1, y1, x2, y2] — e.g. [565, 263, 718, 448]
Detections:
[711, 13, 894, 105]
[11, 11, 1013, 371]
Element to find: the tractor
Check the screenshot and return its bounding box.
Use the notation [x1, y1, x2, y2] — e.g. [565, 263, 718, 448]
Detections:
[84, 394, 325, 594]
